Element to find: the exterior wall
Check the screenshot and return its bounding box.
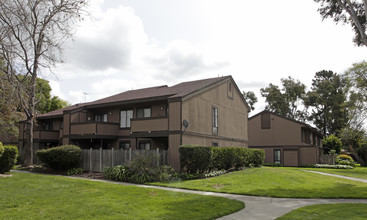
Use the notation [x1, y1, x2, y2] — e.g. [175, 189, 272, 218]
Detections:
[131, 117, 168, 132]
[283, 149, 299, 167]
[250, 146, 319, 166]
[299, 147, 319, 165]
[249, 114, 303, 146]
[181, 80, 248, 145]
[182, 134, 246, 148]
[168, 101, 181, 131]
[169, 134, 181, 170]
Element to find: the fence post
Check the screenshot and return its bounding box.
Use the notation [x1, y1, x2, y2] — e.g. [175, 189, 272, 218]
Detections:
[100, 148, 102, 172]
[89, 148, 92, 172]
[112, 148, 114, 167]
[156, 148, 160, 167]
[129, 148, 132, 162]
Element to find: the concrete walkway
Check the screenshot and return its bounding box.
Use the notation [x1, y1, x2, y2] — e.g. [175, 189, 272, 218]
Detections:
[12, 170, 367, 220]
[302, 170, 367, 183]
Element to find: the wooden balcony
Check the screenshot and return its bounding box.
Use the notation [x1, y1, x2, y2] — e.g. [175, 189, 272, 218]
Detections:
[70, 122, 119, 136]
[33, 130, 59, 141]
[131, 117, 168, 133]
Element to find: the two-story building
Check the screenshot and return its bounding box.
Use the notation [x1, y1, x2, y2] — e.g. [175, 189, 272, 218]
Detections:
[19, 76, 250, 169]
[248, 110, 322, 166]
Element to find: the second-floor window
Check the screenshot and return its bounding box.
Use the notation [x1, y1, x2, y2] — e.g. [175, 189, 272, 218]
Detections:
[95, 114, 107, 122]
[212, 107, 218, 135]
[44, 122, 53, 131]
[120, 110, 133, 128]
[137, 107, 151, 118]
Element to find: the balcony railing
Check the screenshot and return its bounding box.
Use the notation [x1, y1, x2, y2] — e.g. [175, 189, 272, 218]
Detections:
[131, 117, 168, 133]
[33, 130, 59, 140]
[70, 122, 119, 136]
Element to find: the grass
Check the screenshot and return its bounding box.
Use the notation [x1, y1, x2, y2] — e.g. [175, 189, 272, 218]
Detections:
[304, 167, 367, 180]
[152, 167, 367, 198]
[0, 172, 244, 219]
[277, 203, 367, 220]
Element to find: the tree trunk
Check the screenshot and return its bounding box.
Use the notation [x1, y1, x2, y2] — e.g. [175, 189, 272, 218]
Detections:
[22, 71, 37, 167]
[23, 116, 34, 166]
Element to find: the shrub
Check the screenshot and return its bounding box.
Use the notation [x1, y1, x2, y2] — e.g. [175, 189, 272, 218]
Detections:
[104, 154, 177, 184]
[180, 145, 212, 174]
[336, 154, 356, 167]
[66, 168, 84, 176]
[36, 145, 81, 171]
[104, 165, 129, 182]
[0, 145, 18, 174]
[180, 145, 265, 174]
[322, 135, 342, 154]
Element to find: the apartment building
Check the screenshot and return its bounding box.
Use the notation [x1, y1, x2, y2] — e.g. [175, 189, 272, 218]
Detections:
[19, 76, 250, 169]
[248, 110, 322, 166]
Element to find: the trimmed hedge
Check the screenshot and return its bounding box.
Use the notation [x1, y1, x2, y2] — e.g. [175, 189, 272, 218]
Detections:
[36, 145, 81, 171]
[0, 145, 18, 174]
[180, 145, 265, 174]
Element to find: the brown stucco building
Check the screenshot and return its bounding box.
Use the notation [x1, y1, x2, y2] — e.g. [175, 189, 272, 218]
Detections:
[19, 76, 250, 169]
[248, 110, 322, 166]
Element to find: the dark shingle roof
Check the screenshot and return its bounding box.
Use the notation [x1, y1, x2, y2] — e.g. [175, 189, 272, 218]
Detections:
[37, 76, 231, 119]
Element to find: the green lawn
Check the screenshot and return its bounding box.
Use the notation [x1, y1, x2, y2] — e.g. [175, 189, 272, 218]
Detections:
[0, 173, 244, 219]
[152, 167, 367, 198]
[304, 167, 367, 180]
[277, 203, 367, 220]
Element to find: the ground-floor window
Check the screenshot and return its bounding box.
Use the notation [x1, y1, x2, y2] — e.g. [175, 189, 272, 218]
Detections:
[138, 141, 151, 150]
[274, 149, 281, 164]
[119, 141, 131, 150]
[212, 142, 219, 147]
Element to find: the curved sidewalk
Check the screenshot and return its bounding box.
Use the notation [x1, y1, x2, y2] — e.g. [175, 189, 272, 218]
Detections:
[13, 170, 367, 220]
[302, 170, 367, 183]
[67, 175, 367, 220]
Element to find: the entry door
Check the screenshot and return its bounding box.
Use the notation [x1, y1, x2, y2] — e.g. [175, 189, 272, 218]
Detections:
[283, 150, 299, 167]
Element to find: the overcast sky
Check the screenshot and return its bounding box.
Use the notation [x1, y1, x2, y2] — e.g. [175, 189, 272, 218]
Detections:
[43, 0, 366, 116]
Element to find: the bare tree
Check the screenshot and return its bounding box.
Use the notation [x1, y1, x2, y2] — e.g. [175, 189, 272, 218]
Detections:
[0, 0, 88, 166]
[314, 0, 367, 47]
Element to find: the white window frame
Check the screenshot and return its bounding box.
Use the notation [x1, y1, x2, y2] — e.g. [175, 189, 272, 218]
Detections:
[120, 110, 133, 128]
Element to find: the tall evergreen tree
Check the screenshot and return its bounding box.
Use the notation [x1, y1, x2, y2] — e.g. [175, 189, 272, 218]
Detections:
[304, 70, 349, 136]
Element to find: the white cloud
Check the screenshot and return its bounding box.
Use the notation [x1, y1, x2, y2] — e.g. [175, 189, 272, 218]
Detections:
[48, 80, 65, 99]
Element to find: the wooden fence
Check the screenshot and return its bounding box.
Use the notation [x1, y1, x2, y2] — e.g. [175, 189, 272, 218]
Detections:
[320, 154, 334, 165]
[81, 148, 169, 172]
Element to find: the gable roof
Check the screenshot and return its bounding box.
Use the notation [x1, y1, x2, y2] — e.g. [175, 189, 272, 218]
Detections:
[37, 75, 246, 119]
[249, 110, 322, 136]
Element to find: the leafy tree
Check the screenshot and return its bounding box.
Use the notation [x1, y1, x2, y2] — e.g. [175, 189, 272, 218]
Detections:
[304, 70, 349, 136]
[49, 96, 69, 112]
[0, 0, 87, 166]
[1, 70, 69, 144]
[243, 91, 258, 111]
[322, 134, 342, 154]
[314, 0, 367, 46]
[344, 61, 367, 130]
[260, 76, 306, 121]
